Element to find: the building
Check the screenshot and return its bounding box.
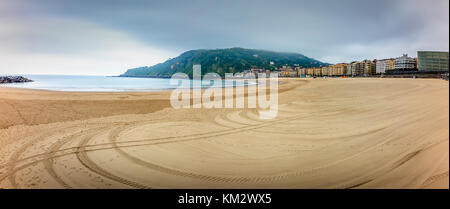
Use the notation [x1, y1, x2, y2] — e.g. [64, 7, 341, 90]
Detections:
[277, 71, 284, 77]
[417, 51, 449, 72]
[361, 60, 375, 76]
[394, 54, 416, 71]
[297, 68, 306, 77]
[376, 59, 395, 74]
[300, 67, 327, 77]
[321, 66, 330, 76]
[347, 62, 356, 76]
[295, 67, 307, 77]
[306, 68, 316, 76]
[331, 63, 348, 76]
[414, 57, 418, 69]
[313, 67, 322, 76]
[286, 68, 298, 77]
[348, 61, 362, 76]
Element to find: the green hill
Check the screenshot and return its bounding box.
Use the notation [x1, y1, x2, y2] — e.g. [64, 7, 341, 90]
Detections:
[122, 47, 328, 77]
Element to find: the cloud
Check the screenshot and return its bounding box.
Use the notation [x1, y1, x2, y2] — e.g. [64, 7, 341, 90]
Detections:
[0, 0, 448, 75]
[0, 16, 175, 75]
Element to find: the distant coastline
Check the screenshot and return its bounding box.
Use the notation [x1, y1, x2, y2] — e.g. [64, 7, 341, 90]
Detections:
[121, 48, 328, 78]
[117, 75, 172, 79]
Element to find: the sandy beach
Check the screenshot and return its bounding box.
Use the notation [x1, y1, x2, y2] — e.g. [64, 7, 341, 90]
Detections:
[0, 78, 448, 189]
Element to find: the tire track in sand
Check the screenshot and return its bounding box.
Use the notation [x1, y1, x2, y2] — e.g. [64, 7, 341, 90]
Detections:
[105, 109, 391, 186]
[2, 110, 309, 173]
[75, 127, 152, 189]
[422, 171, 449, 187]
[3, 128, 77, 188]
[42, 126, 108, 188]
[1, 107, 393, 188]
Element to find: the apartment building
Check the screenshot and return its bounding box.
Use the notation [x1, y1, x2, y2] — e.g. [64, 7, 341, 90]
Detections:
[394, 54, 416, 70]
[376, 59, 395, 74]
[360, 60, 375, 76]
[331, 63, 348, 76]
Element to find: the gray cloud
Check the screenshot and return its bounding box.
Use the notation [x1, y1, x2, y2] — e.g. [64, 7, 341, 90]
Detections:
[0, 0, 448, 75]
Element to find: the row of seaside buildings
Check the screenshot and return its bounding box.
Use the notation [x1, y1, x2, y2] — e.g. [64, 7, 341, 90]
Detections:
[246, 51, 448, 77]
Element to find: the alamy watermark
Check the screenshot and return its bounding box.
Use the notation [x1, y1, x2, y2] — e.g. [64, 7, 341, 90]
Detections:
[170, 65, 279, 119]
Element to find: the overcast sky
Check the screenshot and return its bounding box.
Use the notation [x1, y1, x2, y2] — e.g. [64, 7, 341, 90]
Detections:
[1, 0, 448, 75]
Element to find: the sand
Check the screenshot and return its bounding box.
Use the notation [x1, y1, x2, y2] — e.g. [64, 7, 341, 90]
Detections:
[0, 78, 448, 189]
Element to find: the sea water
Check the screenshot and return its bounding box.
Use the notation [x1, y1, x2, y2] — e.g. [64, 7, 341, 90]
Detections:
[0, 75, 253, 92]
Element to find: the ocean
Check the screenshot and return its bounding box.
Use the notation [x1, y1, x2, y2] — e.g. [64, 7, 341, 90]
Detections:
[0, 75, 252, 92]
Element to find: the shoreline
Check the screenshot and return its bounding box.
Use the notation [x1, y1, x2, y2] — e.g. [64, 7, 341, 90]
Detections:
[0, 76, 441, 94]
[0, 85, 176, 94]
[0, 78, 262, 93]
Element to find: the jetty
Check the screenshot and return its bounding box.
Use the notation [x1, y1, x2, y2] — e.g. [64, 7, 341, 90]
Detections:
[0, 76, 33, 84]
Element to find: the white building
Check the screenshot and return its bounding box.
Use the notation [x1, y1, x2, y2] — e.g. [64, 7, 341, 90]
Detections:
[394, 54, 415, 70]
[376, 59, 394, 74]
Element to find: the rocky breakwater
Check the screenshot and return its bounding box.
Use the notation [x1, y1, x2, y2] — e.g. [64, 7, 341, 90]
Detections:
[0, 76, 34, 84]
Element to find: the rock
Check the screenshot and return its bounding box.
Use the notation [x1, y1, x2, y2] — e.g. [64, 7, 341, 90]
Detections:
[0, 76, 34, 84]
